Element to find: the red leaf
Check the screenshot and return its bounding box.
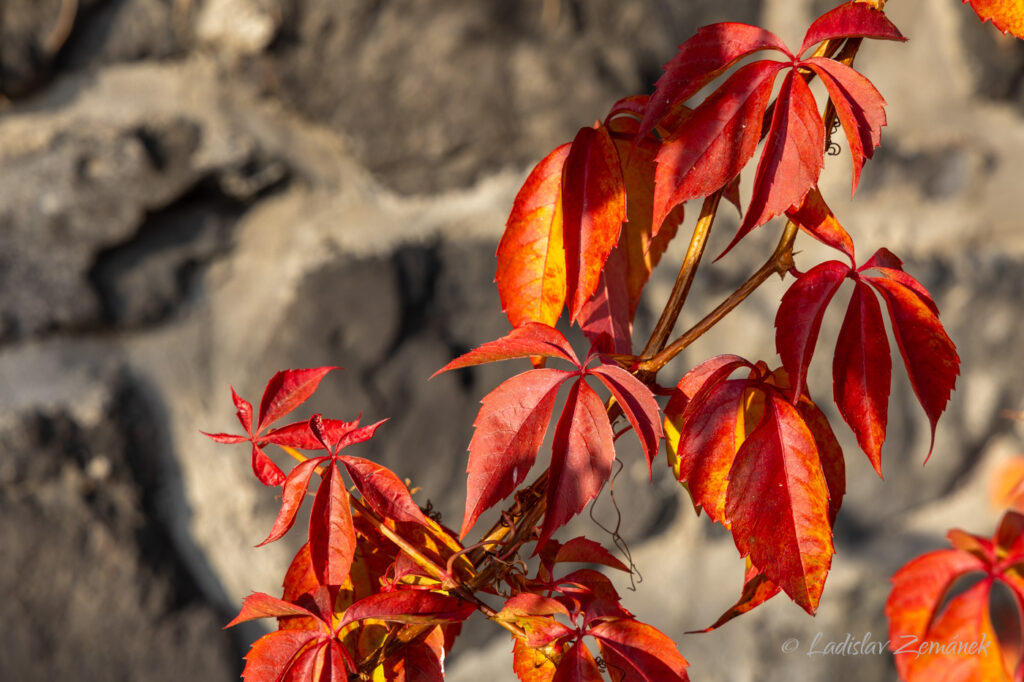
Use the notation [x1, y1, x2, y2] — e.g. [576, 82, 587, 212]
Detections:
[280, 639, 325, 682]
[589, 363, 663, 472]
[553, 641, 603, 682]
[497, 143, 570, 329]
[382, 641, 445, 682]
[329, 419, 387, 454]
[513, 637, 563, 682]
[555, 569, 632, 624]
[282, 543, 322, 613]
[309, 463, 357, 587]
[693, 561, 781, 632]
[577, 246, 633, 355]
[500, 593, 572, 620]
[553, 537, 630, 573]
[339, 592, 475, 628]
[886, 548, 995, 680]
[226, 592, 320, 628]
[727, 70, 825, 256]
[860, 250, 940, 315]
[833, 279, 891, 475]
[590, 619, 690, 681]
[785, 186, 855, 263]
[561, 123, 627, 322]
[233, 386, 254, 434]
[797, 1, 906, 57]
[261, 420, 322, 450]
[796, 392, 846, 526]
[965, 0, 1024, 39]
[804, 57, 887, 196]
[241, 630, 320, 682]
[653, 60, 785, 234]
[539, 380, 617, 549]
[674, 378, 748, 524]
[725, 392, 833, 613]
[497, 594, 574, 648]
[258, 367, 338, 433]
[259, 457, 324, 547]
[252, 443, 287, 487]
[638, 22, 791, 143]
[775, 260, 850, 401]
[339, 456, 430, 527]
[432, 323, 580, 378]
[862, 273, 959, 459]
[201, 431, 248, 444]
[460, 368, 572, 538]
[605, 119, 682, 321]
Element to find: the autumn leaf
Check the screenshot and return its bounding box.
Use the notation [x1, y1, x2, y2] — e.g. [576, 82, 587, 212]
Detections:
[886, 511, 1024, 681]
[664, 359, 844, 613]
[258, 415, 386, 552]
[963, 0, 1024, 39]
[202, 367, 339, 486]
[507, 575, 689, 682]
[643, 2, 904, 252]
[785, 186, 855, 264]
[497, 144, 570, 329]
[562, 123, 628, 322]
[539, 379, 617, 549]
[776, 249, 959, 470]
[226, 588, 356, 682]
[577, 107, 684, 354]
[339, 591, 475, 629]
[434, 324, 661, 545]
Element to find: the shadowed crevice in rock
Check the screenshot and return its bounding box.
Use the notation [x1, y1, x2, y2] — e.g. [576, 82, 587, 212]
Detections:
[0, 372, 239, 681]
[87, 157, 290, 329]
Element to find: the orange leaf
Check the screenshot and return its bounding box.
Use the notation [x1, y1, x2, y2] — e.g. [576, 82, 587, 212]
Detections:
[965, 0, 1024, 39]
[561, 123, 627, 322]
[497, 144, 570, 329]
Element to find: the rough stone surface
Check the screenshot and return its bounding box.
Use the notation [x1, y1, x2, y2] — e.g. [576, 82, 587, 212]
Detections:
[0, 368, 238, 681]
[2, 0, 1024, 680]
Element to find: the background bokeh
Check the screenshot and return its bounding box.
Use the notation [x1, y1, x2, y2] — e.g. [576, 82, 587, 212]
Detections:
[1, 0, 1023, 679]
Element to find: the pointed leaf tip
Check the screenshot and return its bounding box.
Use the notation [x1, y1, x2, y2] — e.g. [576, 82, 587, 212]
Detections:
[257, 367, 339, 433]
[432, 323, 580, 378]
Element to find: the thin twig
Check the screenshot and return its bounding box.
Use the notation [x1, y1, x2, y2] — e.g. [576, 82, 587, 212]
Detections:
[640, 191, 722, 360]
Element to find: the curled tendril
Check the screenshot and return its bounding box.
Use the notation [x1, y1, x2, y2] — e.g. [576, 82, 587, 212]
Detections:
[588, 459, 643, 591]
[827, 141, 842, 156]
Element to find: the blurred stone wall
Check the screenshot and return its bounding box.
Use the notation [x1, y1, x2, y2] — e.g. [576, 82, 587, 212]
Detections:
[1, 1, 1022, 680]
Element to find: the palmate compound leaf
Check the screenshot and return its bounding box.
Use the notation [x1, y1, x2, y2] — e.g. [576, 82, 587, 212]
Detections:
[226, 590, 355, 682]
[502, 576, 689, 682]
[258, 415, 389, 549]
[644, 1, 904, 254]
[775, 249, 959, 472]
[664, 359, 844, 614]
[964, 0, 1024, 39]
[432, 324, 661, 545]
[202, 367, 339, 486]
[886, 511, 1024, 681]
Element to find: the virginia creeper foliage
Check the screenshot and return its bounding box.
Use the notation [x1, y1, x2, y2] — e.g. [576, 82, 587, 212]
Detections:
[202, 2, 1023, 679]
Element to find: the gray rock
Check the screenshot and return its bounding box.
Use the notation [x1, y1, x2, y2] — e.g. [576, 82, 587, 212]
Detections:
[241, 0, 763, 194]
[0, 372, 238, 681]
